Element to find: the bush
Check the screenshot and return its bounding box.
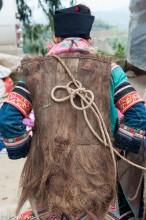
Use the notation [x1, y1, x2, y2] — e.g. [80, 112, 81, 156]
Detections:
[114, 43, 125, 58]
[23, 24, 51, 55]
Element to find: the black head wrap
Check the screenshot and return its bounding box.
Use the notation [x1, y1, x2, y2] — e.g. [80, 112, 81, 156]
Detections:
[54, 5, 95, 39]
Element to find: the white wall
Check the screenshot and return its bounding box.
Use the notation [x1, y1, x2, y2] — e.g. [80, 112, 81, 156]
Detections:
[0, 0, 18, 45]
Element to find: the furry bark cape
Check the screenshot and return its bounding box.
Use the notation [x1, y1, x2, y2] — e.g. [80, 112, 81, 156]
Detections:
[17, 53, 116, 220]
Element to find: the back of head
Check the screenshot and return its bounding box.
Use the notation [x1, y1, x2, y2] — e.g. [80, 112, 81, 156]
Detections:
[54, 4, 95, 39]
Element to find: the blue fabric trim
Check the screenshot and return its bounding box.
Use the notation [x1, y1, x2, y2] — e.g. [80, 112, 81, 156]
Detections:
[117, 131, 133, 140]
[6, 137, 31, 159]
[114, 129, 142, 154]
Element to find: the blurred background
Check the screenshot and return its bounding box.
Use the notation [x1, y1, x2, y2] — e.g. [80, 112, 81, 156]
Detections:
[0, 0, 130, 56]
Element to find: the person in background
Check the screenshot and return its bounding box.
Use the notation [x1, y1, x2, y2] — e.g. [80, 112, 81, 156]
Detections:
[0, 65, 13, 153]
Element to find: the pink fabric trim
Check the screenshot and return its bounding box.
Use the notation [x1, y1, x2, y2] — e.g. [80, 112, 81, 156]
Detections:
[47, 38, 96, 55]
[117, 110, 123, 118]
[23, 110, 35, 127]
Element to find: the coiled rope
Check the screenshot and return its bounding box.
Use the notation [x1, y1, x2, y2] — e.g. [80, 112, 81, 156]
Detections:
[51, 54, 146, 171]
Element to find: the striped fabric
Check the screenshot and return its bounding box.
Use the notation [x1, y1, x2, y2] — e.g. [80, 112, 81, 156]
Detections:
[16, 204, 135, 220]
[105, 213, 120, 220]
[114, 123, 145, 154]
[18, 209, 91, 220]
[4, 81, 32, 116]
[17, 209, 130, 220]
[114, 81, 144, 114]
[3, 132, 29, 147]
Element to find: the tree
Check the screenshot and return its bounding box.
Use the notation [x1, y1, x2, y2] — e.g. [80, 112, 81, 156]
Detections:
[114, 43, 125, 58]
[16, 0, 32, 25]
[38, 0, 76, 31]
[16, 0, 76, 54]
[16, 0, 76, 30]
[37, 0, 61, 32]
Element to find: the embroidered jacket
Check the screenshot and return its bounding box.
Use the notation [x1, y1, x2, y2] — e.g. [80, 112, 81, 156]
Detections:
[0, 38, 146, 159]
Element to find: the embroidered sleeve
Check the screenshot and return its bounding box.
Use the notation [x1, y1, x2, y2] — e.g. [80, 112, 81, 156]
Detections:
[4, 80, 32, 116]
[3, 133, 31, 159]
[0, 102, 32, 159]
[114, 123, 145, 154]
[114, 81, 144, 114]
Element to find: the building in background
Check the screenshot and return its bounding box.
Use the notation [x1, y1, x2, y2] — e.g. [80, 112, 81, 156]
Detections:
[0, 0, 23, 56]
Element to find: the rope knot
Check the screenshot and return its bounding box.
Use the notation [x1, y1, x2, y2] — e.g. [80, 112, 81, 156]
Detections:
[51, 54, 146, 174]
[51, 80, 95, 111]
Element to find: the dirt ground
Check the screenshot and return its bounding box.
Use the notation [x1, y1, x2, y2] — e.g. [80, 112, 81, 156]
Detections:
[0, 155, 29, 218]
[0, 74, 146, 219]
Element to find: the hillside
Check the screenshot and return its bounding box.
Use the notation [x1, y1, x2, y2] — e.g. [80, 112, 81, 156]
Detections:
[93, 7, 130, 31]
[91, 19, 128, 55]
[33, 6, 130, 32]
[24, 7, 129, 56]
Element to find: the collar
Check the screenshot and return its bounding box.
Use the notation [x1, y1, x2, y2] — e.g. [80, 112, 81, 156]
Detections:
[47, 37, 96, 55]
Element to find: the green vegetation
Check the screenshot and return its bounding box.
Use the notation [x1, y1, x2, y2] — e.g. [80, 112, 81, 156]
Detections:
[96, 50, 106, 55]
[93, 19, 113, 30]
[110, 27, 125, 35]
[92, 19, 127, 58]
[23, 25, 50, 55]
[114, 43, 125, 58]
[96, 43, 126, 59]
[107, 37, 127, 49]
[16, 0, 76, 55]
[16, 1, 127, 57]
[106, 37, 127, 58]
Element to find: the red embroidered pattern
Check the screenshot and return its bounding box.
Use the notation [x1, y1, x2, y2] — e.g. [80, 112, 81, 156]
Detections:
[18, 209, 119, 220]
[4, 92, 32, 116]
[18, 209, 88, 220]
[119, 124, 145, 139]
[3, 132, 29, 147]
[116, 91, 144, 114]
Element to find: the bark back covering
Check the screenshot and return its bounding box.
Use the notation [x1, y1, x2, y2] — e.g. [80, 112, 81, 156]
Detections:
[18, 53, 115, 219]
